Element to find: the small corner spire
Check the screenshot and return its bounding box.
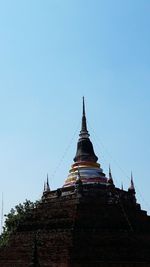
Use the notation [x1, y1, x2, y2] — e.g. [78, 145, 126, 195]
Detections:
[109, 165, 113, 181]
[128, 171, 135, 192]
[121, 182, 124, 190]
[109, 164, 112, 179]
[108, 164, 114, 185]
[131, 171, 135, 190]
[79, 97, 90, 139]
[46, 174, 50, 191]
[44, 181, 46, 192]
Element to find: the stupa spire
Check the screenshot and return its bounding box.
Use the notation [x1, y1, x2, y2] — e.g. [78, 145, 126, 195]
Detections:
[64, 98, 107, 187]
[74, 98, 98, 163]
[79, 97, 90, 139]
[83, 96, 85, 116]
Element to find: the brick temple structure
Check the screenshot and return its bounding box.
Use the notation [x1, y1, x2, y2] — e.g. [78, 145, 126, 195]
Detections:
[0, 98, 150, 267]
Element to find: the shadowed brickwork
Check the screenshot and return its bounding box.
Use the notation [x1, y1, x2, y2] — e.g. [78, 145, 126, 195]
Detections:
[0, 184, 150, 267]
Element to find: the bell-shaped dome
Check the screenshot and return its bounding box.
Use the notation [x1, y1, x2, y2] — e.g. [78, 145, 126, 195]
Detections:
[74, 138, 98, 163]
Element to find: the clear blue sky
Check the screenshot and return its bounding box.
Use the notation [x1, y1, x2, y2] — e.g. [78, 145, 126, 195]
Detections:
[0, 0, 150, 217]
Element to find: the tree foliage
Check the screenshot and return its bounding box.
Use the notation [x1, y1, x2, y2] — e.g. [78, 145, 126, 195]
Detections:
[0, 199, 39, 247]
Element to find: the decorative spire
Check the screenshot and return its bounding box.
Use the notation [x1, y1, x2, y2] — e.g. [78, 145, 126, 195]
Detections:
[46, 174, 50, 191]
[108, 165, 114, 184]
[83, 96, 85, 116]
[109, 165, 112, 179]
[128, 172, 135, 193]
[43, 182, 46, 192]
[64, 98, 107, 187]
[121, 182, 124, 190]
[79, 97, 90, 139]
[43, 174, 50, 194]
[131, 172, 135, 189]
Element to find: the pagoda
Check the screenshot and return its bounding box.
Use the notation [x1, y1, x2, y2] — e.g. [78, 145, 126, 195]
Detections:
[0, 98, 150, 267]
[64, 97, 107, 187]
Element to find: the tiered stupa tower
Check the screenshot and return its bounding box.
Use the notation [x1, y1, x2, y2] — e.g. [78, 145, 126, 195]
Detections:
[1, 98, 150, 267]
[64, 97, 107, 187]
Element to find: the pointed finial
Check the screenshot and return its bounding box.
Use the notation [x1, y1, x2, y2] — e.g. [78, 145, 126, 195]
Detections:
[109, 165, 113, 180]
[46, 174, 50, 191]
[83, 96, 85, 116]
[108, 164, 114, 184]
[109, 164, 112, 178]
[128, 171, 135, 192]
[121, 182, 124, 190]
[44, 181, 46, 192]
[79, 97, 90, 138]
[131, 172, 135, 190]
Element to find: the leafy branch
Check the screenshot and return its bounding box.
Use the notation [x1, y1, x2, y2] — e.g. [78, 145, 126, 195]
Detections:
[0, 199, 39, 247]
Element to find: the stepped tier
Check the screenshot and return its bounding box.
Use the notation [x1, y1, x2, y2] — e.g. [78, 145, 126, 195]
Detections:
[64, 161, 107, 187]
